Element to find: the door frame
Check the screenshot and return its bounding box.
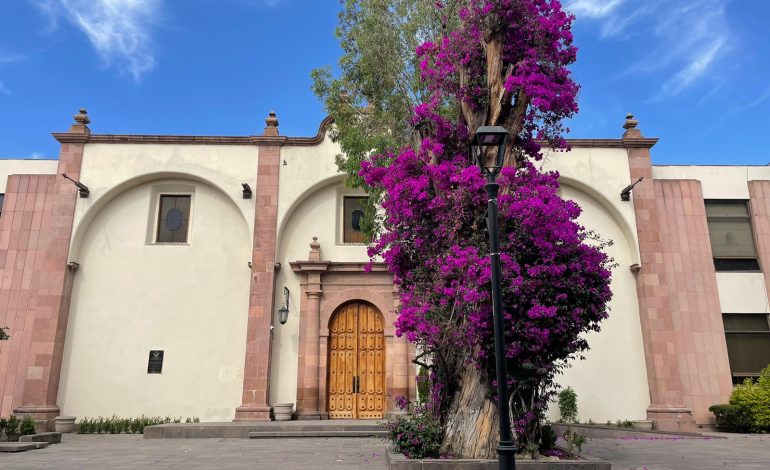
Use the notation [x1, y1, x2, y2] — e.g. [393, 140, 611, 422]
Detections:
[326, 300, 385, 419]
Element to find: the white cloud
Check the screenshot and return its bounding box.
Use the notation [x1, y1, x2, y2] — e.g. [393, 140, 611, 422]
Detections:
[0, 53, 25, 63]
[34, 0, 160, 82]
[569, 0, 626, 18]
[0, 82, 9, 95]
[28, 152, 47, 159]
[575, 0, 730, 98]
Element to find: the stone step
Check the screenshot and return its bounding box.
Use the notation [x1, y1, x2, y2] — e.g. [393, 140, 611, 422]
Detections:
[144, 420, 387, 439]
[0, 442, 49, 452]
[248, 430, 387, 439]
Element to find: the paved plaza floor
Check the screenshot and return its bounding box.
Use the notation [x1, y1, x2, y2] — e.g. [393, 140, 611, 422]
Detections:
[0, 434, 390, 470]
[1, 432, 769, 469]
[579, 432, 770, 470]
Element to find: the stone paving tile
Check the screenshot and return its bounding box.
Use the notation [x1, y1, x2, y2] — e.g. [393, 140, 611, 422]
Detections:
[576, 433, 770, 470]
[0, 434, 389, 470]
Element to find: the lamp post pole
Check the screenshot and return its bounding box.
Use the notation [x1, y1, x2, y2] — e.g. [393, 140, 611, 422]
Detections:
[484, 171, 516, 470]
[470, 126, 516, 470]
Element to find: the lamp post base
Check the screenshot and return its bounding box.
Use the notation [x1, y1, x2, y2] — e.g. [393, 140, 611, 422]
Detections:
[497, 441, 516, 470]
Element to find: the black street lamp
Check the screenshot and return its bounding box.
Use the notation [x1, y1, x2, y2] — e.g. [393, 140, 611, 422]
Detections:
[470, 126, 516, 470]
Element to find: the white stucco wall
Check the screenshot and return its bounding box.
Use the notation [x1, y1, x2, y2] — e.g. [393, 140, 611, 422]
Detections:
[0, 159, 58, 192]
[544, 183, 650, 423]
[271, 135, 370, 405]
[542, 147, 640, 264]
[653, 165, 770, 199]
[58, 144, 255, 421]
[69, 143, 258, 260]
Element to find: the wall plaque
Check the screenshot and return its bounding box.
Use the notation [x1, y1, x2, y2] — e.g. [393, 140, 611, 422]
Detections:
[147, 350, 164, 374]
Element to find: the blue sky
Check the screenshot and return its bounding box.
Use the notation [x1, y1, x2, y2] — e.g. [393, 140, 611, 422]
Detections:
[0, 0, 768, 164]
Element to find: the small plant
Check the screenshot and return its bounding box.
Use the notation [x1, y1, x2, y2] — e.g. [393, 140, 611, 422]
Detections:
[385, 400, 442, 459]
[616, 419, 633, 428]
[563, 429, 587, 458]
[586, 418, 594, 425]
[557, 387, 578, 423]
[0, 326, 9, 341]
[20, 416, 36, 435]
[538, 424, 557, 453]
[76, 415, 200, 434]
[3, 416, 20, 441]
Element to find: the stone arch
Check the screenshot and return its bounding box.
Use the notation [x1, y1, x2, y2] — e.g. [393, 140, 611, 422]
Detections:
[276, 174, 347, 246]
[321, 289, 395, 337]
[558, 175, 640, 265]
[68, 171, 251, 261]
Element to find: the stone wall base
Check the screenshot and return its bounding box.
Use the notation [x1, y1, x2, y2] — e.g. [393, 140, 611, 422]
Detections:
[647, 405, 697, 433]
[233, 404, 272, 421]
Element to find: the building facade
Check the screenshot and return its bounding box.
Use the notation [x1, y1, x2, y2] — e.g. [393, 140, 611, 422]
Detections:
[0, 110, 768, 431]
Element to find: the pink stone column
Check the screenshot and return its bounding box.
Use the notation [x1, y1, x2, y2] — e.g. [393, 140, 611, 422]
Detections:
[624, 114, 697, 431]
[749, 181, 770, 302]
[3, 111, 90, 425]
[234, 112, 282, 421]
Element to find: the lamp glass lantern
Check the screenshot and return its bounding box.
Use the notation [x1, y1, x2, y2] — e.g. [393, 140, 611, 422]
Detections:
[470, 126, 509, 176]
[277, 287, 290, 325]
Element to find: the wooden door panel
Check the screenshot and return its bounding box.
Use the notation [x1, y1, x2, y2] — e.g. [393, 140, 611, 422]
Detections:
[328, 301, 385, 419]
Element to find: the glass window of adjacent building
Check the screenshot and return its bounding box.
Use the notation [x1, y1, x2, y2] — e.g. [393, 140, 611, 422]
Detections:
[343, 196, 367, 244]
[705, 200, 760, 271]
[156, 195, 191, 243]
[722, 313, 770, 384]
[0, 193, 4, 218]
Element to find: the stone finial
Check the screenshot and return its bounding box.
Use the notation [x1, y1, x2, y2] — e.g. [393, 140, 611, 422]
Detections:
[309, 236, 321, 261]
[622, 113, 642, 139]
[263, 111, 279, 136]
[69, 108, 91, 134]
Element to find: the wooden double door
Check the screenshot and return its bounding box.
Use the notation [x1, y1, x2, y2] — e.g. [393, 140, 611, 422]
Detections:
[327, 301, 385, 419]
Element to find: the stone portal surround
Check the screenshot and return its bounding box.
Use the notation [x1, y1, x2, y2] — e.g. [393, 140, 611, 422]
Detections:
[291, 239, 412, 419]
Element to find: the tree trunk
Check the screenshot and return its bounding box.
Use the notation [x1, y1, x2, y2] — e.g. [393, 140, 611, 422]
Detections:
[440, 366, 500, 458]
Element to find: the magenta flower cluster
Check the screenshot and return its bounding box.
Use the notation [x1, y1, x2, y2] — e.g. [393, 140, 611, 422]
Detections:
[362, 0, 612, 442]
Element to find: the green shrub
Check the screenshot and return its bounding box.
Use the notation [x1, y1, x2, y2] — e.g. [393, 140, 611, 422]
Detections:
[709, 404, 752, 432]
[563, 429, 587, 458]
[729, 365, 770, 432]
[76, 415, 200, 434]
[6, 416, 19, 437]
[0, 418, 7, 434]
[385, 404, 443, 459]
[557, 387, 578, 423]
[20, 416, 36, 435]
[616, 419, 633, 428]
[538, 424, 557, 452]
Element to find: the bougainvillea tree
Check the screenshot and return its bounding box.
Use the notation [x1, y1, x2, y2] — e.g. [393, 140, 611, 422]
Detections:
[361, 0, 613, 458]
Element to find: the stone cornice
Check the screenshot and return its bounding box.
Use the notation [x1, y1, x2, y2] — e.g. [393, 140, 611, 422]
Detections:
[54, 116, 656, 150]
[51, 132, 90, 144]
[290, 260, 389, 273]
[541, 138, 659, 149]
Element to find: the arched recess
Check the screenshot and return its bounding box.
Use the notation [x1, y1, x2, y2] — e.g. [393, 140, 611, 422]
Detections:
[558, 176, 640, 265]
[276, 173, 347, 247]
[327, 300, 386, 419]
[69, 171, 252, 262]
[549, 176, 651, 422]
[58, 173, 253, 421]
